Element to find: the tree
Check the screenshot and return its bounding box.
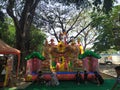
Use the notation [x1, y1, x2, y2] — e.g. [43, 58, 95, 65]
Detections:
[79, 27, 98, 50]
[53, 0, 116, 14]
[0, 11, 4, 22]
[34, 1, 100, 51]
[92, 5, 120, 53]
[0, 0, 116, 68]
[0, 11, 10, 44]
[5, 0, 41, 68]
[30, 25, 46, 53]
[35, 1, 93, 43]
[7, 18, 16, 46]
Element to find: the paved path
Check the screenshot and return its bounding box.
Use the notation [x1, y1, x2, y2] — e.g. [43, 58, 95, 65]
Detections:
[99, 64, 118, 78]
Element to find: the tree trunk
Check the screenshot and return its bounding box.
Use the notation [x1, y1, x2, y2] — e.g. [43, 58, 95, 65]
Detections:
[15, 23, 29, 70]
[6, 0, 40, 71]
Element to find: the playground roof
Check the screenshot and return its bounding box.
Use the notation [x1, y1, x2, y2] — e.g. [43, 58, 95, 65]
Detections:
[0, 39, 20, 76]
[0, 39, 20, 55]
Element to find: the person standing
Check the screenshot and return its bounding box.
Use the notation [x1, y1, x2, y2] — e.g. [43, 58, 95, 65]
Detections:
[34, 70, 46, 85]
[46, 72, 60, 86]
[75, 71, 83, 85]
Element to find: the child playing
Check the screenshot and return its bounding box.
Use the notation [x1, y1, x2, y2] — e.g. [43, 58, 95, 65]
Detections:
[46, 72, 59, 86]
[84, 70, 88, 84]
[34, 70, 46, 85]
[93, 71, 104, 86]
[111, 66, 120, 90]
[75, 71, 83, 85]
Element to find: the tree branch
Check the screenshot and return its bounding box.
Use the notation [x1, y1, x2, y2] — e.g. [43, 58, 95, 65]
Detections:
[6, 0, 20, 29]
[66, 8, 84, 34]
[68, 21, 93, 43]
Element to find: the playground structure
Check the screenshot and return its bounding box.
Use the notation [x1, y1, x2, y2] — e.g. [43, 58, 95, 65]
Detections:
[42, 37, 84, 72]
[0, 40, 20, 87]
[25, 32, 101, 81]
[0, 57, 13, 86]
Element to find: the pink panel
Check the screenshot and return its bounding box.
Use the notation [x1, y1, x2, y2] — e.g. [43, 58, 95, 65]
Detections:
[82, 57, 99, 72]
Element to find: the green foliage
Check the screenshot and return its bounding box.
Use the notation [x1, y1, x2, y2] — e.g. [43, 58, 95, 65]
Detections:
[52, 0, 115, 14]
[1, 15, 46, 53]
[30, 25, 46, 53]
[103, 0, 115, 14]
[92, 5, 120, 53]
[7, 24, 15, 46]
[0, 11, 4, 22]
[52, 0, 90, 7]
[103, 49, 118, 54]
[0, 17, 15, 47]
[0, 10, 15, 47]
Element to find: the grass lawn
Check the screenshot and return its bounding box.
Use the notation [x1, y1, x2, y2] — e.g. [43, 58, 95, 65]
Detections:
[11, 79, 116, 90]
[1, 79, 117, 90]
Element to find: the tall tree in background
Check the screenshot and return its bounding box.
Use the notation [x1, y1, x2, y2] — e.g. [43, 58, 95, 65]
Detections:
[0, 11, 4, 22]
[54, 0, 116, 14]
[34, 0, 111, 50]
[0, 0, 116, 69]
[6, 0, 40, 67]
[92, 5, 120, 53]
[34, 1, 93, 46]
[5, 0, 116, 54]
[0, 10, 10, 43]
[30, 25, 46, 53]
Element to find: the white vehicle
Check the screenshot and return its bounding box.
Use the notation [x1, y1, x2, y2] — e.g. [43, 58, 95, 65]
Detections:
[99, 54, 120, 65]
[111, 55, 120, 65]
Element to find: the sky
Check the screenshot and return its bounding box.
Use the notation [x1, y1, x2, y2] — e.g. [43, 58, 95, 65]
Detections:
[115, 0, 120, 5]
